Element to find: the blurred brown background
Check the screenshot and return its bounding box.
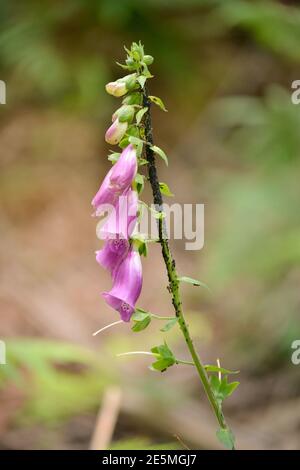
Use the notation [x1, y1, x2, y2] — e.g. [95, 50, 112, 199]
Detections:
[0, 0, 300, 450]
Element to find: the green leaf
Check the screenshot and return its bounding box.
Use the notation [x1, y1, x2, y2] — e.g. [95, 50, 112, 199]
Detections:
[123, 93, 142, 106]
[138, 158, 148, 166]
[132, 315, 151, 332]
[136, 107, 148, 125]
[210, 375, 240, 404]
[108, 152, 120, 164]
[137, 76, 147, 89]
[126, 125, 140, 137]
[204, 365, 239, 375]
[150, 145, 168, 166]
[159, 182, 174, 197]
[149, 95, 168, 112]
[151, 358, 174, 372]
[160, 318, 178, 332]
[151, 342, 174, 360]
[178, 276, 210, 291]
[116, 61, 131, 71]
[134, 173, 145, 194]
[210, 374, 221, 394]
[216, 428, 235, 450]
[128, 136, 144, 146]
[119, 136, 130, 148]
[131, 310, 149, 321]
[222, 381, 240, 398]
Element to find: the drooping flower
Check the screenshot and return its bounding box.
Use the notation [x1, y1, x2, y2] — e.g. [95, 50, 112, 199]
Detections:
[95, 237, 129, 276]
[98, 188, 138, 240]
[92, 144, 137, 213]
[95, 188, 138, 274]
[105, 118, 128, 145]
[102, 247, 142, 322]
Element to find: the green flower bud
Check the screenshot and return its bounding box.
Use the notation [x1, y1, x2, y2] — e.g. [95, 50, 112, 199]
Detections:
[105, 81, 127, 97]
[123, 93, 142, 106]
[125, 74, 137, 91]
[143, 55, 154, 65]
[112, 105, 135, 123]
[126, 57, 136, 68]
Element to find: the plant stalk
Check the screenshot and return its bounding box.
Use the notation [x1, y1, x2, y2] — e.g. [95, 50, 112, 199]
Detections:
[142, 89, 229, 434]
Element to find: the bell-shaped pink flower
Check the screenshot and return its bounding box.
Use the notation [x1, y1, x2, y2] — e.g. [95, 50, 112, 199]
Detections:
[99, 188, 138, 240]
[102, 248, 142, 322]
[105, 118, 127, 145]
[96, 237, 129, 276]
[92, 144, 137, 213]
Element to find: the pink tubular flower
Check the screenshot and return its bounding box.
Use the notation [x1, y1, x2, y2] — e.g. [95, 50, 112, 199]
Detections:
[92, 144, 137, 213]
[96, 237, 129, 276]
[102, 247, 142, 322]
[99, 188, 138, 240]
[105, 118, 128, 145]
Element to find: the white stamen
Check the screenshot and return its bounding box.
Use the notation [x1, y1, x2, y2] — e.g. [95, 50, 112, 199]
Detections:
[116, 351, 157, 358]
[93, 320, 123, 336]
[217, 358, 221, 381]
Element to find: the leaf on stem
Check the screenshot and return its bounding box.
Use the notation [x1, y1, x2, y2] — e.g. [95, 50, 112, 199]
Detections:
[159, 182, 174, 197]
[150, 145, 168, 166]
[131, 310, 151, 332]
[108, 152, 120, 163]
[160, 318, 178, 332]
[210, 375, 240, 405]
[177, 276, 210, 291]
[128, 136, 145, 146]
[204, 365, 239, 375]
[148, 95, 168, 112]
[150, 342, 176, 372]
[137, 76, 147, 89]
[136, 107, 148, 125]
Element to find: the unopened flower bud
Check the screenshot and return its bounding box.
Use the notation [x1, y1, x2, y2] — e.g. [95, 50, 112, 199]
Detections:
[143, 55, 154, 65]
[124, 74, 137, 91]
[105, 118, 128, 145]
[112, 105, 135, 123]
[105, 81, 127, 97]
[123, 93, 142, 106]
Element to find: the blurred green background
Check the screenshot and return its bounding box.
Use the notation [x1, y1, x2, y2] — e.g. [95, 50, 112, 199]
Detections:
[0, 0, 300, 450]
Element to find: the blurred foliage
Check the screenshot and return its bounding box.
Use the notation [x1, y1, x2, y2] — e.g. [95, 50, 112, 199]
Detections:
[205, 84, 300, 370]
[2, 0, 300, 112]
[0, 339, 111, 424]
[109, 438, 180, 450]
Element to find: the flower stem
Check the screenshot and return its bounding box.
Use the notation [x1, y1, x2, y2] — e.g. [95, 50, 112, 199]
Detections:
[142, 89, 230, 434]
[151, 313, 174, 321]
